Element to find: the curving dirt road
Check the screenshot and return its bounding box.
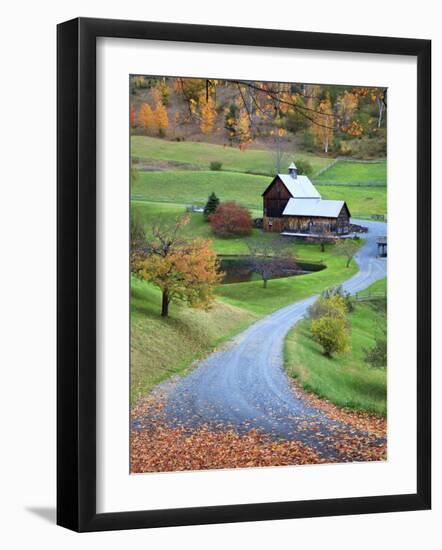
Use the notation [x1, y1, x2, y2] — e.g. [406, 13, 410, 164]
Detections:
[133, 221, 387, 458]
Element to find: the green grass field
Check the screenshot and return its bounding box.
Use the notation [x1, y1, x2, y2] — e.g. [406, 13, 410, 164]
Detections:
[131, 135, 332, 175]
[131, 276, 257, 403]
[314, 160, 387, 186]
[132, 171, 387, 218]
[132, 171, 268, 210]
[318, 185, 386, 218]
[284, 296, 387, 415]
[357, 277, 387, 297]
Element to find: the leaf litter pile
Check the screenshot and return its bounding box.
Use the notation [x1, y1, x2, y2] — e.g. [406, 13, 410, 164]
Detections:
[131, 392, 386, 474]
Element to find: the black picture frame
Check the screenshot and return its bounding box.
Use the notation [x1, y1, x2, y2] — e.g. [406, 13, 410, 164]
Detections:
[57, 17, 431, 532]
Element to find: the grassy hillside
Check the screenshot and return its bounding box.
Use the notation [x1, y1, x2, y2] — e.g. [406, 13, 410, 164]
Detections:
[131, 277, 257, 403]
[315, 160, 387, 186]
[132, 171, 387, 218]
[284, 293, 387, 415]
[131, 135, 332, 175]
[132, 171, 268, 210]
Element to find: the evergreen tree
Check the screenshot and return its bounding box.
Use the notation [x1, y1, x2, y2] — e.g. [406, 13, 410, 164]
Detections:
[203, 192, 220, 221]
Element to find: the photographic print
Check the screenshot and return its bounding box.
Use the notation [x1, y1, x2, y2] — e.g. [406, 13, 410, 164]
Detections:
[129, 76, 388, 474]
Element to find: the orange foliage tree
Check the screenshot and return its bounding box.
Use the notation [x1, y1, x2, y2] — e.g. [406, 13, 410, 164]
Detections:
[337, 91, 359, 127]
[139, 102, 155, 133]
[199, 93, 216, 134]
[130, 105, 137, 128]
[237, 109, 252, 150]
[154, 101, 169, 136]
[134, 215, 221, 317]
[209, 202, 253, 238]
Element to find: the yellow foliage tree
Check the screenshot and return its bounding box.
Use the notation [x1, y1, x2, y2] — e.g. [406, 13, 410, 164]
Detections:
[138, 102, 155, 133]
[199, 94, 216, 134]
[311, 316, 349, 357]
[154, 102, 169, 135]
[237, 109, 252, 150]
[337, 91, 359, 126]
[312, 97, 334, 153]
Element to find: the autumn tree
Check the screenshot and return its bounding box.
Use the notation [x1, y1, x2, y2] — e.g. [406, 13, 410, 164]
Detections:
[133, 215, 222, 317]
[130, 105, 137, 128]
[203, 192, 220, 221]
[150, 86, 162, 106]
[199, 93, 217, 135]
[159, 81, 171, 106]
[209, 202, 252, 238]
[170, 77, 385, 152]
[322, 284, 353, 313]
[237, 108, 252, 150]
[366, 88, 387, 128]
[139, 102, 155, 132]
[224, 103, 239, 145]
[154, 101, 169, 136]
[309, 292, 350, 357]
[246, 237, 297, 288]
[337, 91, 359, 127]
[334, 238, 360, 267]
[311, 316, 350, 357]
[130, 211, 145, 271]
[307, 294, 348, 321]
[312, 96, 334, 153]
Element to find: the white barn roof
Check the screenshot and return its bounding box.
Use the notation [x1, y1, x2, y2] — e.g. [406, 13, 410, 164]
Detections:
[277, 174, 321, 199]
[282, 198, 346, 218]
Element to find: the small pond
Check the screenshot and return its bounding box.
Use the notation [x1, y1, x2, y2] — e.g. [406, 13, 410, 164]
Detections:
[218, 256, 326, 284]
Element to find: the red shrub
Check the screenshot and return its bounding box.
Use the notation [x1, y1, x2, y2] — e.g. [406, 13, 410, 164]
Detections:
[209, 201, 253, 237]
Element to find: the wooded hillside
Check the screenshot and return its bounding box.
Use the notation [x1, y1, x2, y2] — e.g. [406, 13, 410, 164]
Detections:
[130, 76, 387, 160]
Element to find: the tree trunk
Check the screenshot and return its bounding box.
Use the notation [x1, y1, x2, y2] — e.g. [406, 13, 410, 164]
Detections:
[161, 290, 170, 317]
[320, 242, 325, 252]
[263, 278, 268, 288]
[377, 98, 384, 128]
[346, 257, 351, 267]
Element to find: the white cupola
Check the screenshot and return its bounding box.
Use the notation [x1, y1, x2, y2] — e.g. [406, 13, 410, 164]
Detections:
[288, 161, 297, 179]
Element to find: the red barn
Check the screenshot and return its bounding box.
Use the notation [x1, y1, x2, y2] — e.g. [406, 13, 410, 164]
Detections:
[262, 162, 351, 235]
